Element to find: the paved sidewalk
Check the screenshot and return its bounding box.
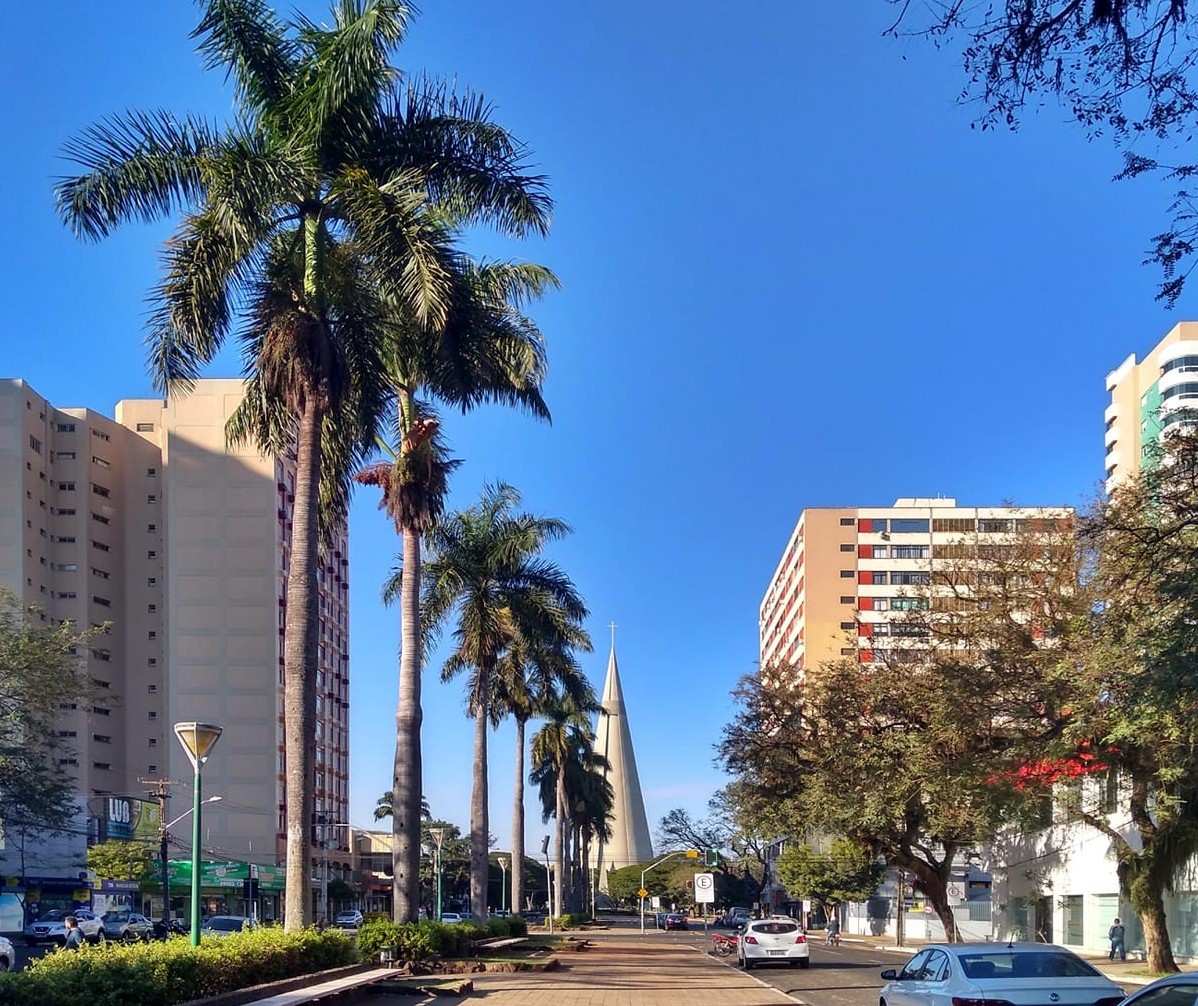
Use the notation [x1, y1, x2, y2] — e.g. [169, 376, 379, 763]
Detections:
[404, 939, 799, 1006]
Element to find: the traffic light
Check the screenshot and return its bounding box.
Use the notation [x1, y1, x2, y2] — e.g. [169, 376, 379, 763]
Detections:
[704, 849, 720, 867]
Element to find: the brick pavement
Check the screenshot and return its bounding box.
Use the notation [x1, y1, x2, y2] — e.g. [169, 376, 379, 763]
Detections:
[394, 939, 800, 1006]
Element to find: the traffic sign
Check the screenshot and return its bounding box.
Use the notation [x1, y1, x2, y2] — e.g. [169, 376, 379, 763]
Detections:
[637, 887, 649, 899]
[694, 872, 715, 904]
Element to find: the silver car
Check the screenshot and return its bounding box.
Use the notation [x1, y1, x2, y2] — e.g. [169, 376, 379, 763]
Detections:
[24, 907, 106, 945]
[880, 943, 1125, 1006]
[1115, 974, 1198, 1006]
[0, 934, 13, 970]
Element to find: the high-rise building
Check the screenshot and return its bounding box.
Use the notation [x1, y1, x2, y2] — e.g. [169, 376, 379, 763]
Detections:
[0, 378, 349, 902]
[1105, 321, 1198, 490]
[590, 640, 653, 887]
[759, 498, 1072, 674]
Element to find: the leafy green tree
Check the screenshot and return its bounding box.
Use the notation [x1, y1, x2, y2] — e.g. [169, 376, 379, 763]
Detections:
[886, 1, 1198, 304]
[56, 0, 549, 930]
[0, 590, 103, 882]
[1064, 426, 1198, 972]
[358, 258, 555, 922]
[412, 483, 587, 916]
[774, 839, 884, 917]
[87, 841, 154, 883]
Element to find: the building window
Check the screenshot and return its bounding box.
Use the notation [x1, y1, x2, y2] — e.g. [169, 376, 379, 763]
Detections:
[56, 451, 76, 461]
[146, 467, 157, 477]
[840, 595, 854, 604]
[148, 603, 157, 613]
[839, 543, 854, 552]
[93, 706, 111, 716]
[92, 512, 110, 525]
[148, 631, 157, 640]
[91, 456, 110, 468]
[92, 484, 110, 498]
[149, 738, 158, 747]
[29, 435, 42, 454]
[147, 550, 157, 558]
[839, 621, 855, 630]
[91, 429, 110, 442]
[147, 577, 157, 586]
[978, 518, 1014, 534]
[148, 684, 157, 693]
[91, 567, 110, 580]
[92, 734, 112, 744]
[148, 711, 157, 720]
[893, 545, 929, 559]
[57, 591, 77, 599]
[872, 545, 889, 558]
[91, 596, 111, 607]
[92, 540, 110, 552]
[147, 523, 157, 532]
[59, 507, 76, 516]
[839, 570, 854, 578]
[136, 422, 154, 432]
[148, 764, 158, 773]
[840, 647, 855, 656]
[93, 762, 111, 771]
[57, 423, 76, 433]
[148, 658, 158, 666]
[147, 494, 158, 504]
[891, 597, 928, 611]
[933, 518, 975, 532]
[891, 571, 930, 586]
[58, 481, 76, 491]
[889, 518, 930, 533]
[839, 517, 854, 526]
[55, 563, 78, 572]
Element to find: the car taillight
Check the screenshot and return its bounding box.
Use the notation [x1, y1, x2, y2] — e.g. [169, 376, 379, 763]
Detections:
[744, 935, 759, 944]
[795, 935, 807, 944]
[953, 999, 1014, 1006]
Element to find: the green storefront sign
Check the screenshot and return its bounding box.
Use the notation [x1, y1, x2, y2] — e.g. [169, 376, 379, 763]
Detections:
[163, 860, 285, 892]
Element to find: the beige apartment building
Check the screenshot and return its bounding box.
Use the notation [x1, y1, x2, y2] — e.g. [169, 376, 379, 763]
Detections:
[0, 378, 349, 898]
[759, 497, 1072, 674]
[1105, 321, 1198, 490]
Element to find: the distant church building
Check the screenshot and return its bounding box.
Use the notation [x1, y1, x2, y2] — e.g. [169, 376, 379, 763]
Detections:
[590, 633, 654, 890]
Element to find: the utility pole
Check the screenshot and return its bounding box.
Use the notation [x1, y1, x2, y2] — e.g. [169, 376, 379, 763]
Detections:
[140, 777, 174, 926]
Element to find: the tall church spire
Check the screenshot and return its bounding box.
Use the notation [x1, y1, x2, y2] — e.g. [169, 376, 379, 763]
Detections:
[591, 626, 654, 889]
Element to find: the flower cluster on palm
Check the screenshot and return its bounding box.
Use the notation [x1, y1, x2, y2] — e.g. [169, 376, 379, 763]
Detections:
[56, 0, 551, 929]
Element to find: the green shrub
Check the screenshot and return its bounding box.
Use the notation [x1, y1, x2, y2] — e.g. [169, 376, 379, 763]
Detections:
[553, 913, 580, 930]
[0, 926, 355, 1006]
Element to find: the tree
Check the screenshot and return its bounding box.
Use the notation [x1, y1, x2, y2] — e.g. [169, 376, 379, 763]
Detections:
[57, 0, 550, 930]
[774, 839, 885, 918]
[373, 791, 430, 821]
[722, 519, 1082, 940]
[0, 590, 103, 884]
[491, 631, 593, 918]
[886, 0, 1198, 303]
[87, 841, 154, 883]
[358, 257, 555, 922]
[1063, 426, 1198, 972]
[411, 483, 587, 916]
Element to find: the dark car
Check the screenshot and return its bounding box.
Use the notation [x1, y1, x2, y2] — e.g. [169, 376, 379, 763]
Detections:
[658, 912, 688, 931]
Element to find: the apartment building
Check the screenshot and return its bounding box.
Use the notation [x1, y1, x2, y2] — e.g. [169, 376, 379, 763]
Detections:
[0, 378, 349, 893]
[1105, 320, 1198, 490]
[758, 497, 1072, 674]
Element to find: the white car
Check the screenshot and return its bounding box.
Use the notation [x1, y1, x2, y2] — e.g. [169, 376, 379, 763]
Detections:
[0, 934, 13, 970]
[24, 907, 106, 945]
[440, 912, 480, 925]
[880, 943, 1125, 1006]
[738, 916, 810, 969]
[334, 909, 364, 929]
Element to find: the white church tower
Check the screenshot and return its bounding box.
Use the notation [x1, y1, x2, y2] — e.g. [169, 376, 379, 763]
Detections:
[591, 628, 654, 889]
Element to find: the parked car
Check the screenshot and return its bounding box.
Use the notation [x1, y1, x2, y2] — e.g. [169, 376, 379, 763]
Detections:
[879, 943, 1125, 1006]
[334, 909, 364, 929]
[0, 935, 13, 971]
[24, 908, 106, 945]
[720, 907, 751, 928]
[440, 912, 469, 924]
[737, 916, 809, 970]
[200, 915, 254, 938]
[660, 913, 688, 931]
[1116, 972, 1198, 1006]
[102, 910, 155, 942]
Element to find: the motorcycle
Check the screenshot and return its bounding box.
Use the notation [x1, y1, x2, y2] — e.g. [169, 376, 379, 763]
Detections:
[711, 932, 739, 957]
[152, 919, 189, 940]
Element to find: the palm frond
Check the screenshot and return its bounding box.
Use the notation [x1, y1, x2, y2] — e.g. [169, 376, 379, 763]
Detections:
[56, 111, 220, 240]
[192, 0, 299, 115]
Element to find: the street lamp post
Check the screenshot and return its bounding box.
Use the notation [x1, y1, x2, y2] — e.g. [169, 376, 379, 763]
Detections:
[174, 722, 223, 947]
[497, 856, 509, 915]
[429, 828, 446, 922]
[541, 836, 554, 935]
[159, 797, 222, 928]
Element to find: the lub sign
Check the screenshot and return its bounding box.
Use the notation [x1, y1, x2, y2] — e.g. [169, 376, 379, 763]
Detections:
[99, 797, 160, 843]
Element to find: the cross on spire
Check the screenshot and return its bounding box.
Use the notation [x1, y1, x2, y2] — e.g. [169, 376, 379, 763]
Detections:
[608, 621, 618, 649]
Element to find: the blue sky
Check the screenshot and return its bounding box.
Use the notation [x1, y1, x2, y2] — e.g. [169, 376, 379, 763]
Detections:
[3, 3, 1189, 854]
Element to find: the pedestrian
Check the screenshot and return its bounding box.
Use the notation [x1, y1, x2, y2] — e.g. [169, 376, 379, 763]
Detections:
[1108, 918, 1126, 961]
[64, 915, 84, 950]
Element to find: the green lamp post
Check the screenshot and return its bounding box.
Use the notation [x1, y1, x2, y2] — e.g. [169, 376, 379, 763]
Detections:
[174, 722, 223, 946]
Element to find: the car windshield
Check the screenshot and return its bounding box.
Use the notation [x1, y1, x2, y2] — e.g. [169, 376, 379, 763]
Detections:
[35, 910, 69, 923]
[336, 913, 358, 921]
[205, 918, 247, 932]
[959, 952, 1102, 979]
[752, 921, 799, 935]
[102, 912, 129, 921]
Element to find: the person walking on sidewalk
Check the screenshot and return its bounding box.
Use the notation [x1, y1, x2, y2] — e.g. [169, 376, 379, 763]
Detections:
[1108, 918, 1126, 961]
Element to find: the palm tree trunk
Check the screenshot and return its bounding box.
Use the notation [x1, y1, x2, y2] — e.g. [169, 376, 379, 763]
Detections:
[512, 716, 526, 915]
[392, 525, 423, 921]
[471, 698, 490, 915]
[554, 771, 567, 918]
[283, 396, 322, 931]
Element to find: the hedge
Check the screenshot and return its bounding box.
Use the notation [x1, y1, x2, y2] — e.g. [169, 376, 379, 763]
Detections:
[355, 915, 528, 963]
[0, 926, 356, 1006]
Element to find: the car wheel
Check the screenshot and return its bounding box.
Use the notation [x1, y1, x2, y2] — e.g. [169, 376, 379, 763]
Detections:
[799, 958, 810, 969]
[742, 955, 753, 970]
[123, 929, 138, 942]
[93, 929, 106, 944]
[0, 955, 9, 971]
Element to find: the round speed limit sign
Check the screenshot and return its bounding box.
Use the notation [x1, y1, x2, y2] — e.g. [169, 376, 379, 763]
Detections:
[694, 871, 715, 903]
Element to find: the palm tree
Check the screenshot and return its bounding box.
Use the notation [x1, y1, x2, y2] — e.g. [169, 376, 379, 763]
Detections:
[356, 258, 555, 921]
[373, 791, 431, 821]
[492, 634, 594, 915]
[55, 0, 550, 930]
[397, 482, 587, 916]
[530, 695, 602, 916]
[572, 761, 615, 917]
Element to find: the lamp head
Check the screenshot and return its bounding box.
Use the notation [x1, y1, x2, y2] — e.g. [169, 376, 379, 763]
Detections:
[429, 827, 447, 849]
[173, 722, 223, 770]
